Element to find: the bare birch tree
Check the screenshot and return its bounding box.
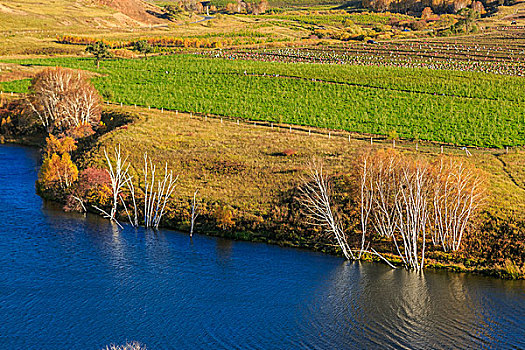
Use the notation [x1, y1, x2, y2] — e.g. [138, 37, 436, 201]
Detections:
[431, 157, 485, 251]
[96, 146, 131, 227]
[299, 159, 396, 268]
[27, 67, 101, 134]
[370, 150, 407, 266]
[358, 154, 375, 259]
[298, 159, 355, 260]
[394, 160, 431, 271]
[190, 190, 200, 237]
[126, 179, 139, 227]
[97, 148, 179, 230]
[143, 153, 178, 229]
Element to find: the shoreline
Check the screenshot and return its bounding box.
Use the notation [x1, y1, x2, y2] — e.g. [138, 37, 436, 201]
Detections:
[4, 116, 522, 280]
[1, 88, 523, 280]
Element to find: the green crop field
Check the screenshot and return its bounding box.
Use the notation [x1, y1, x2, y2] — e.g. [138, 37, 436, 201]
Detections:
[1, 54, 524, 147]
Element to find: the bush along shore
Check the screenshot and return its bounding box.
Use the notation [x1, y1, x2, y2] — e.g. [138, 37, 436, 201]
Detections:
[1, 68, 523, 279]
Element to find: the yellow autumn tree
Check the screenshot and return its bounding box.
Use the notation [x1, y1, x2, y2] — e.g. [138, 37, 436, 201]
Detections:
[39, 152, 79, 189]
[44, 135, 77, 157]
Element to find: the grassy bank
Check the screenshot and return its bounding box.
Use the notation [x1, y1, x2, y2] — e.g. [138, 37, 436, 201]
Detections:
[68, 104, 524, 279]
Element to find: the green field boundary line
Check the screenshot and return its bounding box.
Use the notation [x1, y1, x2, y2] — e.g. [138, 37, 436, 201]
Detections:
[229, 71, 522, 102]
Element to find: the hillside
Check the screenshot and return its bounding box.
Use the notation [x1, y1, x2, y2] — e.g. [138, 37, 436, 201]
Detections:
[0, 0, 167, 31]
[97, 0, 167, 24]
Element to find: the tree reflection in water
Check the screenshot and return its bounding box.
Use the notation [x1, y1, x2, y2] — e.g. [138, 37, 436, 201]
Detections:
[298, 260, 524, 349]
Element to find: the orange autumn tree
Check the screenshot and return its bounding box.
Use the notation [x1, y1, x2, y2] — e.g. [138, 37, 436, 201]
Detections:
[39, 153, 79, 189]
[39, 135, 79, 190]
[44, 135, 77, 156]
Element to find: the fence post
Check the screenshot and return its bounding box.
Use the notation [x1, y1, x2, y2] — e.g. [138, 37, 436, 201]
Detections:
[440, 145, 443, 154]
[308, 129, 311, 136]
[328, 132, 331, 139]
[221, 118, 223, 124]
[237, 120, 239, 125]
[289, 126, 292, 133]
[370, 137, 373, 145]
[348, 134, 351, 142]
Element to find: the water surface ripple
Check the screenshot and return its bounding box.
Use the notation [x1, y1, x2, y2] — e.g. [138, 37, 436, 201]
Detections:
[0, 144, 524, 349]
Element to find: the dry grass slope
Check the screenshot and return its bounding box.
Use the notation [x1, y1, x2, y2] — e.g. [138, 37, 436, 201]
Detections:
[89, 105, 525, 218]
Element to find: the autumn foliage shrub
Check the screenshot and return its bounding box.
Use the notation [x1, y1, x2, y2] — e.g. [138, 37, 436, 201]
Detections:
[214, 205, 235, 230]
[0, 98, 39, 136]
[65, 167, 111, 212]
[65, 123, 96, 139]
[39, 135, 80, 193]
[281, 149, 296, 156]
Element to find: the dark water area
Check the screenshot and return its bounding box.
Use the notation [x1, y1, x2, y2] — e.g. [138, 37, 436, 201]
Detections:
[0, 144, 524, 350]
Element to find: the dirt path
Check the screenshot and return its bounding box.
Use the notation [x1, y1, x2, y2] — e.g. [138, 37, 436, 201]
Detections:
[186, 15, 214, 25]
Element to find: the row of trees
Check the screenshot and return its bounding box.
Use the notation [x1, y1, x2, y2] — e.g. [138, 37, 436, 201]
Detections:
[363, 0, 485, 15]
[163, 0, 268, 15]
[30, 68, 103, 209]
[164, 1, 218, 16]
[299, 149, 485, 270]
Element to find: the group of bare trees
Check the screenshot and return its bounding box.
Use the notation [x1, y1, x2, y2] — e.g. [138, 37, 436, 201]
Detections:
[363, 0, 484, 14]
[431, 157, 484, 252]
[27, 67, 101, 134]
[98, 146, 199, 231]
[225, 0, 268, 14]
[299, 159, 397, 268]
[299, 149, 485, 271]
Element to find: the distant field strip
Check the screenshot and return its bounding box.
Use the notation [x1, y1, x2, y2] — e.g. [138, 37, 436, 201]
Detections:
[1, 55, 524, 147]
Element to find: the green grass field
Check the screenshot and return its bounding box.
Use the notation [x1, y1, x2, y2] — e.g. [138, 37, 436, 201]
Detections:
[1, 54, 524, 147]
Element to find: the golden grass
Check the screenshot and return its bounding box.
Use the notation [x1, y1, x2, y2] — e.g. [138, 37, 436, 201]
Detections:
[87, 105, 525, 218]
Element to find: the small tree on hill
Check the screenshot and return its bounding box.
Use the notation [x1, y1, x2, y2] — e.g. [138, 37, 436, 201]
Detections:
[132, 40, 153, 59]
[86, 41, 112, 68]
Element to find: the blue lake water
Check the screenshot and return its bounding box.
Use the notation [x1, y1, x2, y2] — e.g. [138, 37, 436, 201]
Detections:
[0, 144, 524, 349]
